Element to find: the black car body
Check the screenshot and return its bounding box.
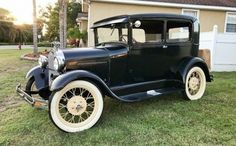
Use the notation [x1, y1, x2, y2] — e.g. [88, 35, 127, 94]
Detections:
[17, 13, 212, 133]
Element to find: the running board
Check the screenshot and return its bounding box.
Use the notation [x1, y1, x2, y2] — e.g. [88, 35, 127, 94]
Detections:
[119, 88, 183, 102]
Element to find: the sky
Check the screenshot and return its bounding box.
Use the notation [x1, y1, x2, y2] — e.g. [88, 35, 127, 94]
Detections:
[0, 0, 57, 24]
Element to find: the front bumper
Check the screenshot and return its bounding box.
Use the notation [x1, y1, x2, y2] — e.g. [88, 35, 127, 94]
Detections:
[16, 84, 48, 109]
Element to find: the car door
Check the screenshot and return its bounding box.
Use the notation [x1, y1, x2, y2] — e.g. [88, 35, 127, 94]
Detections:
[164, 19, 193, 69]
[127, 19, 167, 83]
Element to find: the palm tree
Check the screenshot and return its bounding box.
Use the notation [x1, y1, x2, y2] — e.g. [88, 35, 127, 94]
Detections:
[0, 22, 7, 41]
[59, 0, 68, 49]
[33, 0, 38, 54]
[63, 0, 67, 48]
[0, 8, 16, 43]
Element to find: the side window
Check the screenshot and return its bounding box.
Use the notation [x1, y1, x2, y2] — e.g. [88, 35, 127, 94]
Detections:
[132, 29, 145, 43]
[167, 20, 192, 43]
[132, 20, 164, 43]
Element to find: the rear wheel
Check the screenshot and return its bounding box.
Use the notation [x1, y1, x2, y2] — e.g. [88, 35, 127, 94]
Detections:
[49, 80, 104, 133]
[183, 66, 206, 100]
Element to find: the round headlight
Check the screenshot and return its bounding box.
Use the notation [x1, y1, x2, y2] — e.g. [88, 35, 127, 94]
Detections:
[53, 56, 65, 71]
[53, 49, 65, 71]
[53, 58, 59, 70]
[38, 55, 48, 68]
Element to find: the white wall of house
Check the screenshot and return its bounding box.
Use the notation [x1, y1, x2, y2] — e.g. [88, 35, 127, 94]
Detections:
[200, 26, 236, 71]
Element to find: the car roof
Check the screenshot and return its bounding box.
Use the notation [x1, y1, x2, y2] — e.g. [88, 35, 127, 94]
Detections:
[92, 13, 197, 28]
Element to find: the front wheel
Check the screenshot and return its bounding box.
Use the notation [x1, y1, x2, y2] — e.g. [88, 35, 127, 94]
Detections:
[183, 66, 206, 100]
[49, 80, 104, 133]
[25, 77, 38, 97]
[25, 77, 51, 100]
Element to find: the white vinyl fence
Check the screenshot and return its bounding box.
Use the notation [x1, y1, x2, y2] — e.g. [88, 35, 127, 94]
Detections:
[200, 25, 236, 71]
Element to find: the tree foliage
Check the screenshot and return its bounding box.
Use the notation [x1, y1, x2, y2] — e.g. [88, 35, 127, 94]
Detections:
[0, 7, 43, 44]
[40, 0, 81, 41]
[0, 8, 14, 42]
[68, 27, 81, 39]
[0, 8, 15, 21]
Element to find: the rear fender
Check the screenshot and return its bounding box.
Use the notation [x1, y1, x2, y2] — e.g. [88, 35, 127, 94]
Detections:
[176, 57, 212, 83]
[26, 66, 49, 90]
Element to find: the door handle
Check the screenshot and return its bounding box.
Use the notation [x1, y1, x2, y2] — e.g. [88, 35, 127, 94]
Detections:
[163, 45, 168, 49]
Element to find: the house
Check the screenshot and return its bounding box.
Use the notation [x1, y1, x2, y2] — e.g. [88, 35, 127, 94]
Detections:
[77, 0, 236, 46]
[77, 0, 236, 71]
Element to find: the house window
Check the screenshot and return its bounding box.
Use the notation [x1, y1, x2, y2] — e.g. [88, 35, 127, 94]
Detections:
[225, 12, 236, 33]
[182, 9, 199, 20]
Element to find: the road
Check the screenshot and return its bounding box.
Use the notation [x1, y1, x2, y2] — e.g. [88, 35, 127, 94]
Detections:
[0, 45, 51, 50]
[0, 45, 33, 50]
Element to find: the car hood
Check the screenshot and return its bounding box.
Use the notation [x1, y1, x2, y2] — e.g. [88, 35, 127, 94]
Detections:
[60, 44, 128, 70]
[62, 47, 109, 62]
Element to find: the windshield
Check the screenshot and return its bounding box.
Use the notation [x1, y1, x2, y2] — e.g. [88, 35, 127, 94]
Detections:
[95, 23, 128, 45]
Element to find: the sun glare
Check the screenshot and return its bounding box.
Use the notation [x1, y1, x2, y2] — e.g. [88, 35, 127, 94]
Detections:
[0, 0, 57, 25]
[13, 10, 33, 25]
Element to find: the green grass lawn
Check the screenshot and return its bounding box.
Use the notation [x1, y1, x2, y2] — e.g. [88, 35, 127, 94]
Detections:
[0, 49, 236, 146]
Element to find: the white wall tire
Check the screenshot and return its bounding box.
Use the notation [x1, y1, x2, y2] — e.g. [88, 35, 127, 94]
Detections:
[184, 66, 206, 100]
[49, 80, 103, 133]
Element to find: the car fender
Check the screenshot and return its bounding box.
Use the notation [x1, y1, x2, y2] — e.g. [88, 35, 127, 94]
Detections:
[26, 65, 49, 90]
[176, 57, 212, 83]
[50, 70, 133, 102]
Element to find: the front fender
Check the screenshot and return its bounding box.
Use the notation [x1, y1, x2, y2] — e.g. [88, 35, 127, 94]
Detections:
[50, 70, 108, 92]
[50, 70, 132, 102]
[26, 66, 49, 90]
[26, 65, 41, 79]
[177, 57, 212, 83]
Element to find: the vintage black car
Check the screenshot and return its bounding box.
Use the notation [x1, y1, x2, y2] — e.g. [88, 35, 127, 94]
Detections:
[17, 13, 213, 133]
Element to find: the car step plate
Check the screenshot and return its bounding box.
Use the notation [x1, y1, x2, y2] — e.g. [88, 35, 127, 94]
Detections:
[120, 87, 182, 102]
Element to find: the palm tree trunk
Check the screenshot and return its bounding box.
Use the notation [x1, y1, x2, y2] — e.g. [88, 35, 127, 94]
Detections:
[33, 0, 38, 54]
[63, 1, 67, 48]
[59, 0, 67, 49]
[59, 0, 63, 49]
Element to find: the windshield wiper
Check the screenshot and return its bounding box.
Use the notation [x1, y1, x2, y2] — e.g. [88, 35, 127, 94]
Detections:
[110, 24, 115, 36]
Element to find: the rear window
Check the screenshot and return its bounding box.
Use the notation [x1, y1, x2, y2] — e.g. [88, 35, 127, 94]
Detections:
[167, 20, 192, 43]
